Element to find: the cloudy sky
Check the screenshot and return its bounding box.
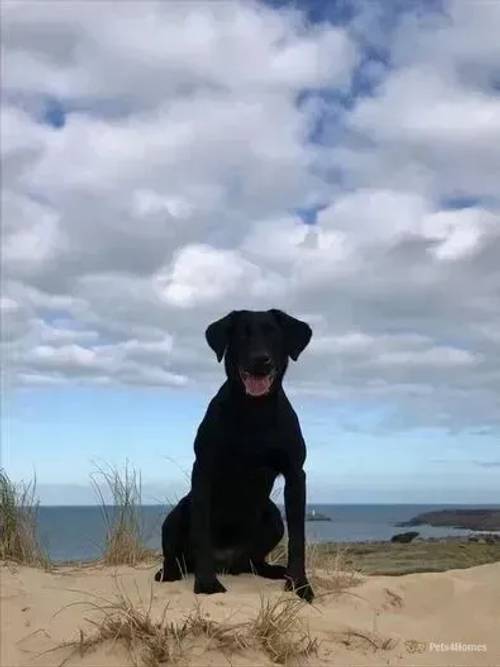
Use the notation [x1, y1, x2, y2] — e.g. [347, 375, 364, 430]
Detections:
[2, 0, 499, 504]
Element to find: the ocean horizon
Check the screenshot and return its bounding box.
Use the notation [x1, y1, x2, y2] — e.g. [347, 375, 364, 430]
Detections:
[36, 503, 500, 563]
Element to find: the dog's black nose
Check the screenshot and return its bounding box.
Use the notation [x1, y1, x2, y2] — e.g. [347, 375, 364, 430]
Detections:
[249, 354, 273, 374]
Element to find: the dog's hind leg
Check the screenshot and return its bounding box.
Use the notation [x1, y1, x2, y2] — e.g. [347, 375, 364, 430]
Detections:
[155, 495, 193, 582]
[239, 501, 287, 580]
[251, 501, 287, 579]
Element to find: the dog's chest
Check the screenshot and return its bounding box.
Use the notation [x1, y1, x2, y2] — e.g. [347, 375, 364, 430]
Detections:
[217, 429, 285, 473]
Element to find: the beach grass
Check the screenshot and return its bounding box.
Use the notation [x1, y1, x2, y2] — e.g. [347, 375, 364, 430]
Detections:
[53, 579, 318, 666]
[90, 463, 155, 566]
[269, 539, 362, 595]
[0, 468, 49, 567]
[306, 541, 363, 593]
[251, 593, 319, 663]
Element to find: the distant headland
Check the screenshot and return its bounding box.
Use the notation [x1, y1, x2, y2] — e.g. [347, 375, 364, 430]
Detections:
[396, 509, 500, 531]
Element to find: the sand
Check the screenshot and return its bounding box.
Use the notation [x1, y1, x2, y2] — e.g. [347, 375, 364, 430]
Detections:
[1, 560, 499, 666]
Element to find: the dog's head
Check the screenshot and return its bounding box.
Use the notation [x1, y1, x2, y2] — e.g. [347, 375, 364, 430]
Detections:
[205, 309, 312, 398]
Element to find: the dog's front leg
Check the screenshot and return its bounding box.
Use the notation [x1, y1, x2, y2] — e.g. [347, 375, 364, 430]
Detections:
[190, 459, 226, 595]
[284, 467, 314, 602]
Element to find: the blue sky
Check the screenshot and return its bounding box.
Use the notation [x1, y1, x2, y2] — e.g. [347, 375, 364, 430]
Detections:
[3, 384, 499, 504]
[2, 0, 499, 503]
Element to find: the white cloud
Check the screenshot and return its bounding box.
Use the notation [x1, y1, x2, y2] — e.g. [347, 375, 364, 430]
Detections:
[28, 343, 101, 371]
[334, 2, 500, 201]
[155, 244, 285, 308]
[350, 66, 500, 145]
[131, 190, 193, 221]
[318, 189, 428, 243]
[421, 208, 494, 261]
[1, 105, 48, 165]
[1, 0, 500, 432]
[374, 346, 478, 368]
[2, 2, 357, 102]
[2, 193, 64, 278]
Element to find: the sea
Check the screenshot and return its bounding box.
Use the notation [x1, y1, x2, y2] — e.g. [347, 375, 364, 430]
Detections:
[36, 504, 499, 563]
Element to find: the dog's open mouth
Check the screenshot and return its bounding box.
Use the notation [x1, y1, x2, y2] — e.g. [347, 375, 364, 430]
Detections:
[239, 369, 276, 397]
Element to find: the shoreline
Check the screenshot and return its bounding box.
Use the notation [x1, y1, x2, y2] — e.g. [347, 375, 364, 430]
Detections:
[34, 505, 500, 565]
[43, 533, 500, 573]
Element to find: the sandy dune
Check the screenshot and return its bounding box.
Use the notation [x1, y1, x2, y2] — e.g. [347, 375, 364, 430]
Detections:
[1, 560, 499, 666]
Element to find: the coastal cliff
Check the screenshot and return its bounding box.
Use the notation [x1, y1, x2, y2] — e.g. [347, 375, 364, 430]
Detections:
[396, 509, 500, 531]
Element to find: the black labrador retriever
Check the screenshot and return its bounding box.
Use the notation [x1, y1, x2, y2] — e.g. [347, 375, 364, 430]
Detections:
[155, 309, 314, 602]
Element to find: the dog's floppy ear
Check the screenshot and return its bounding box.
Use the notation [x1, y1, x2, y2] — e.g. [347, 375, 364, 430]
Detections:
[270, 309, 312, 361]
[205, 311, 238, 362]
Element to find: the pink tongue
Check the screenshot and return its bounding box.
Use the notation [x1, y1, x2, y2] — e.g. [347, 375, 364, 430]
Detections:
[244, 374, 271, 396]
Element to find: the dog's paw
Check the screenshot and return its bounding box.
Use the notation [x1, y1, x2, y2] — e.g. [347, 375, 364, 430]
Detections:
[255, 562, 287, 580]
[194, 576, 227, 595]
[284, 574, 314, 603]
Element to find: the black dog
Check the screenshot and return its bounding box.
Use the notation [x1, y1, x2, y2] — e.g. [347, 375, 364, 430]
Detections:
[155, 309, 314, 602]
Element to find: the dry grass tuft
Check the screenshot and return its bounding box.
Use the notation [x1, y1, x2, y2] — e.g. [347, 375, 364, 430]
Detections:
[331, 628, 396, 652]
[269, 539, 362, 597]
[268, 538, 288, 567]
[182, 600, 250, 652]
[251, 594, 319, 664]
[91, 463, 155, 566]
[54, 584, 184, 666]
[306, 543, 362, 595]
[53, 580, 318, 666]
[0, 468, 49, 568]
[184, 602, 250, 651]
